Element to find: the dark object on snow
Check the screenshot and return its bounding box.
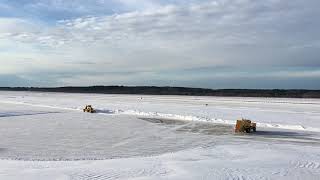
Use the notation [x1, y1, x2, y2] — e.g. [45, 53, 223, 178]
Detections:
[83, 105, 96, 113]
[235, 119, 256, 133]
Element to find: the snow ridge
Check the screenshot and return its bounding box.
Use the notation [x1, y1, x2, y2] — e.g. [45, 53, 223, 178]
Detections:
[2, 100, 320, 132]
[96, 108, 320, 132]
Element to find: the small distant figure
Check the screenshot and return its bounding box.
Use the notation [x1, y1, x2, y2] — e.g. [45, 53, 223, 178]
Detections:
[205, 104, 209, 106]
[83, 105, 96, 113]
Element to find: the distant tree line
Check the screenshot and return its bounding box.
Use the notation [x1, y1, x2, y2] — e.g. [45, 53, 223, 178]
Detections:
[0, 86, 320, 98]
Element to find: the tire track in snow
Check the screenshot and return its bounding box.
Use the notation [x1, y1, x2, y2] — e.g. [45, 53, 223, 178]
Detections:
[294, 161, 320, 169]
[69, 160, 170, 180]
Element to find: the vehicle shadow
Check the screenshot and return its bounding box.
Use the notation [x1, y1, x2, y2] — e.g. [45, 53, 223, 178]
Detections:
[253, 130, 310, 137]
[240, 130, 320, 145]
[95, 109, 117, 114]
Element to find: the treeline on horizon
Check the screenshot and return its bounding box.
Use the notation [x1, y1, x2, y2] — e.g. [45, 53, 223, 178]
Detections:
[0, 86, 320, 98]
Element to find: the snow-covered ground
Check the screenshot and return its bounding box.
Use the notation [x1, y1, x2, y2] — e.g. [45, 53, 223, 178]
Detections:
[0, 91, 320, 179]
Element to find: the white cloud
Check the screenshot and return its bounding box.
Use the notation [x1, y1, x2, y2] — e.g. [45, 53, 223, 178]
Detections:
[0, 0, 319, 86]
[0, 18, 37, 33]
[116, 0, 162, 10]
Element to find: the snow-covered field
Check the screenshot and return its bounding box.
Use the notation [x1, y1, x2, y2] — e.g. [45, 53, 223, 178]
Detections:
[0, 91, 320, 179]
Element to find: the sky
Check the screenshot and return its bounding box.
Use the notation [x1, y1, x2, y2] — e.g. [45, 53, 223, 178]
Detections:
[0, 0, 319, 89]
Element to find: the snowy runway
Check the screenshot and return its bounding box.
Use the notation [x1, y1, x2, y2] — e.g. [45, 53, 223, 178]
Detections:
[0, 91, 320, 179]
[0, 102, 221, 161]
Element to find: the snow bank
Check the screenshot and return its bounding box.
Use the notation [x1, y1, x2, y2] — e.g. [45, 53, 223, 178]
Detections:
[97, 108, 320, 132]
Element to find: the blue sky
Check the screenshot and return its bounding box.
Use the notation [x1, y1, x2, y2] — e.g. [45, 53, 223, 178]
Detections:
[0, 0, 320, 89]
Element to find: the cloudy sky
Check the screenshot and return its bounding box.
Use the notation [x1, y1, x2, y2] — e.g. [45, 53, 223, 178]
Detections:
[0, 0, 319, 89]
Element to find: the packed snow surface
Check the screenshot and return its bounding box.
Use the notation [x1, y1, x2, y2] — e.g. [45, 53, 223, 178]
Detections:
[0, 91, 320, 179]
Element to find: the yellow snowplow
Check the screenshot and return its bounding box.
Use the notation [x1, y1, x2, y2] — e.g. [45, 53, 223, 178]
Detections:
[83, 105, 96, 113]
[235, 119, 256, 133]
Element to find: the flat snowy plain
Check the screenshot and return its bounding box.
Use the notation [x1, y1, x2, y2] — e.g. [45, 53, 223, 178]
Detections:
[0, 91, 320, 180]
